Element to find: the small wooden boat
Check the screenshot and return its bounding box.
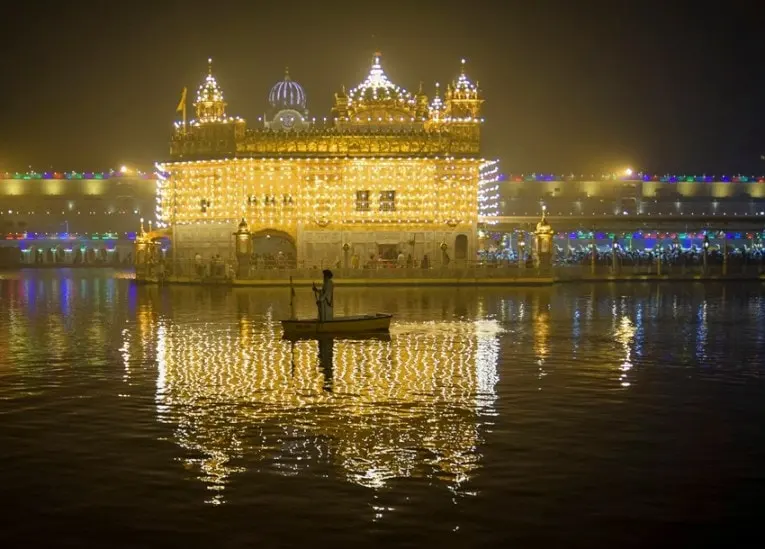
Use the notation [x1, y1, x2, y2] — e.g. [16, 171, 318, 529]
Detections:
[282, 332, 392, 343]
[281, 313, 392, 337]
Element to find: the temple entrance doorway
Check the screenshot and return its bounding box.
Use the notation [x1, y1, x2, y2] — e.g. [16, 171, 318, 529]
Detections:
[455, 234, 468, 260]
[251, 229, 297, 269]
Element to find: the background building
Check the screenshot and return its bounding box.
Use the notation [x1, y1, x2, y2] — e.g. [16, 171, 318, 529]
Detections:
[496, 172, 765, 217]
[0, 169, 155, 265]
[0, 169, 155, 235]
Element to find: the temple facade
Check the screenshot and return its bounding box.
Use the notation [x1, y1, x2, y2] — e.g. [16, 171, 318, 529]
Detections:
[156, 54, 485, 267]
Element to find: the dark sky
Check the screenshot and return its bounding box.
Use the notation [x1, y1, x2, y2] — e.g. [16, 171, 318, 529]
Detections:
[1, 0, 763, 175]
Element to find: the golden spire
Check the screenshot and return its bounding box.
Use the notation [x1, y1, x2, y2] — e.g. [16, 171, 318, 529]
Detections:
[195, 57, 227, 122]
[284, 66, 290, 80]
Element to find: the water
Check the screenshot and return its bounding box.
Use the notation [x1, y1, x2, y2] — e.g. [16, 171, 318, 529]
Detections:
[1, 270, 764, 548]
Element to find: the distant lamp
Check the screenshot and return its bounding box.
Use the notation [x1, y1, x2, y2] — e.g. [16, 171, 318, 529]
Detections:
[624, 168, 633, 176]
[703, 235, 710, 250]
[120, 165, 129, 174]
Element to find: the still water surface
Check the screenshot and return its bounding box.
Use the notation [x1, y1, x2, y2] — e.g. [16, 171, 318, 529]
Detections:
[1, 270, 764, 547]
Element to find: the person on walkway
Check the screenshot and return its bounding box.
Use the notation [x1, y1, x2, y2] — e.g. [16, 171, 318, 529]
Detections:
[313, 269, 334, 322]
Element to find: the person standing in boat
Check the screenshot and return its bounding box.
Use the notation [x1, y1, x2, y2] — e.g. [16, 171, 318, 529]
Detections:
[313, 269, 334, 321]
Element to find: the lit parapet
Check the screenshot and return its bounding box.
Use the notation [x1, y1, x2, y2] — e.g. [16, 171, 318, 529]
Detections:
[139, 311, 500, 500]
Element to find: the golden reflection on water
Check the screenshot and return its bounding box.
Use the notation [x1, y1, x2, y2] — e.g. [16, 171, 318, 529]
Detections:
[128, 291, 501, 504]
[614, 315, 636, 387]
[532, 294, 550, 387]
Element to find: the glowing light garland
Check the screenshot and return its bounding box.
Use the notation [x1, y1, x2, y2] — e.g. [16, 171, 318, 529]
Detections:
[1, 171, 157, 180]
[507, 173, 765, 183]
[155, 157, 480, 230]
[552, 230, 764, 240]
[478, 160, 500, 223]
[1, 232, 135, 241]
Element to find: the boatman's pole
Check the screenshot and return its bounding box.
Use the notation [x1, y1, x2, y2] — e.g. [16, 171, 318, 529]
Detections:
[289, 276, 296, 319]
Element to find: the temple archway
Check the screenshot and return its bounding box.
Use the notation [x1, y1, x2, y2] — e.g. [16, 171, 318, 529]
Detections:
[251, 229, 297, 269]
[455, 234, 468, 260]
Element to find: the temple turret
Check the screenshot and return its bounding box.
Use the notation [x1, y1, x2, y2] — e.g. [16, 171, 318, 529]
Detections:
[194, 58, 228, 123]
[443, 58, 483, 145]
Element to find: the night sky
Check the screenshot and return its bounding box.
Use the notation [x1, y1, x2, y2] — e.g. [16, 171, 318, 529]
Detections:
[1, 0, 763, 175]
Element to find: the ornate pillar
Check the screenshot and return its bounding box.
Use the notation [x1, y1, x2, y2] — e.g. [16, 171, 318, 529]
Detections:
[533, 212, 554, 270]
[232, 218, 252, 278]
[440, 241, 449, 267]
[134, 233, 148, 273]
[342, 242, 350, 269]
[611, 236, 620, 274]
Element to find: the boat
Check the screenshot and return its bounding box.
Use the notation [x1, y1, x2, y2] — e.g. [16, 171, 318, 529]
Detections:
[282, 332, 392, 343]
[281, 313, 392, 337]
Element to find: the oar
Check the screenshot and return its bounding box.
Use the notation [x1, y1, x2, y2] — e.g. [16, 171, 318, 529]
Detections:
[312, 280, 322, 324]
[289, 276, 296, 320]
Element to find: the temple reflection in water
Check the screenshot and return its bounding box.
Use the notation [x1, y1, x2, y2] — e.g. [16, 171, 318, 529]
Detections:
[128, 287, 500, 503]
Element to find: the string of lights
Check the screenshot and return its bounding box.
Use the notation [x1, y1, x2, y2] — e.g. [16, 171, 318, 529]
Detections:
[1, 171, 156, 180]
[507, 174, 765, 183]
[478, 160, 500, 223]
[156, 157, 480, 230]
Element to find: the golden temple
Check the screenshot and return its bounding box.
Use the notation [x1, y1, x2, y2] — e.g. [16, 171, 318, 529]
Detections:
[156, 54, 485, 267]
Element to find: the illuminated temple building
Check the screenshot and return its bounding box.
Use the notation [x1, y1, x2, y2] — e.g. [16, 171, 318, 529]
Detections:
[156, 54, 485, 265]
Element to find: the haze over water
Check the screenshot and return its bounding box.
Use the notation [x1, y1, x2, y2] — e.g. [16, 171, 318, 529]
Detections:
[1, 271, 764, 547]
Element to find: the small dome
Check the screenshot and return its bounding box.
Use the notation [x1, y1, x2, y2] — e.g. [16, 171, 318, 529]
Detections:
[347, 52, 414, 106]
[536, 211, 553, 234]
[269, 67, 306, 110]
[238, 218, 249, 230]
[454, 58, 478, 94]
[196, 58, 225, 104]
